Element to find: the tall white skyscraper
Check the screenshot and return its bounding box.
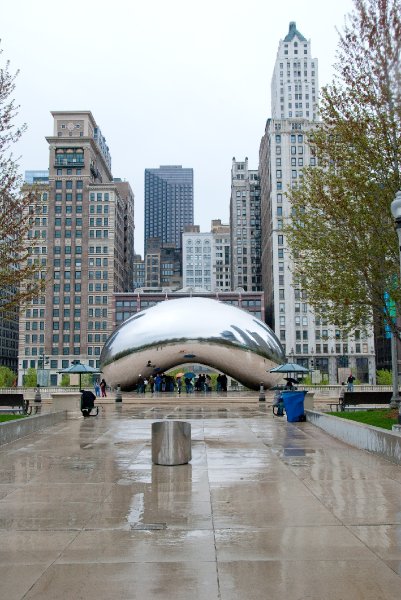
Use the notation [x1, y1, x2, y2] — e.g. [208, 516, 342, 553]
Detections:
[271, 21, 319, 121]
[260, 23, 376, 384]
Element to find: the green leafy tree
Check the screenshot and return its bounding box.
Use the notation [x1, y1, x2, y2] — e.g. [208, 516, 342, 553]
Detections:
[23, 368, 37, 387]
[0, 366, 16, 387]
[60, 374, 70, 387]
[376, 368, 393, 384]
[0, 42, 45, 314]
[81, 374, 94, 388]
[284, 0, 401, 335]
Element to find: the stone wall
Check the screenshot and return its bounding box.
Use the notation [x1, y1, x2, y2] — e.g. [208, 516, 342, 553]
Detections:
[0, 411, 67, 446]
[306, 410, 401, 465]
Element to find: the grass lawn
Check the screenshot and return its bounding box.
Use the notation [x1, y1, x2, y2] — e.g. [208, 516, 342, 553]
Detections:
[0, 414, 28, 423]
[328, 408, 399, 430]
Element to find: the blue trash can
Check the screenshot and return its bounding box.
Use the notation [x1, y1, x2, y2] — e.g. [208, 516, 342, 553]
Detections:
[282, 391, 307, 422]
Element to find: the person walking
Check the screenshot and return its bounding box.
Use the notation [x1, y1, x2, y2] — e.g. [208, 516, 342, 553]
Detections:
[94, 380, 101, 397]
[100, 379, 107, 397]
[137, 374, 144, 394]
[221, 374, 228, 392]
[346, 373, 355, 392]
[185, 377, 193, 394]
[155, 374, 162, 393]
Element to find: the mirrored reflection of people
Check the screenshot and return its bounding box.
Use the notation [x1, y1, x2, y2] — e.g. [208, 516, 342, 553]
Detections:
[347, 374, 355, 392]
[100, 378, 107, 397]
[94, 380, 101, 397]
[177, 376, 182, 394]
[221, 374, 227, 392]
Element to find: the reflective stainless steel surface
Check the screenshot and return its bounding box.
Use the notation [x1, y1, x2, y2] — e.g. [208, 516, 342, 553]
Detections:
[100, 297, 285, 390]
[152, 421, 192, 465]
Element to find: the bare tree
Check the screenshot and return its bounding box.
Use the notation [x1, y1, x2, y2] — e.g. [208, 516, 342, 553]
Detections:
[0, 42, 45, 313]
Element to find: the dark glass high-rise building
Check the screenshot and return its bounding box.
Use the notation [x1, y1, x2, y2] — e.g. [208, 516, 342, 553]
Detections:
[144, 165, 194, 253]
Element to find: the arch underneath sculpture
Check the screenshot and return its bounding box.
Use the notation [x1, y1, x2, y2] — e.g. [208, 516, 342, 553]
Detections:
[100, 297, 285, 391]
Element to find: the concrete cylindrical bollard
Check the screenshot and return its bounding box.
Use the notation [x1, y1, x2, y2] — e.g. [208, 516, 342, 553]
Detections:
[115, 385, 122, 402]
[151, 421, 191, 465]
[259, 383, 266, 402]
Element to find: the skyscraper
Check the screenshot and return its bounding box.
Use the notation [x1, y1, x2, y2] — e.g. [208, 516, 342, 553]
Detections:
[182, 220, 231, 292]
[144, 165, 193, 254]
[144, 238, 182, 290]
[259, 24, 376, 384]
[18, 111, 135, 385]
[270, 21, 319, 120]
[230, 158, 262, 292]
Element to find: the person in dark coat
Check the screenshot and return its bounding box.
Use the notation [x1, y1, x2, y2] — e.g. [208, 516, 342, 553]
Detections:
[80, 389, 96, 416]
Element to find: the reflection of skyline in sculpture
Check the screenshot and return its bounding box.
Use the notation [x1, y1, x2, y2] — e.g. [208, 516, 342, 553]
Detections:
[100, 297, 285, 390]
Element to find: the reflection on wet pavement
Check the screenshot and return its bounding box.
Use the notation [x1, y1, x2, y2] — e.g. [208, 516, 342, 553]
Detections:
[1, 403, 401, 599]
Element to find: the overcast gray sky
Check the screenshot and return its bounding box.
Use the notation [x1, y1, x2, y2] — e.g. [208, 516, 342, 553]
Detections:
[3, 0, 355, 255]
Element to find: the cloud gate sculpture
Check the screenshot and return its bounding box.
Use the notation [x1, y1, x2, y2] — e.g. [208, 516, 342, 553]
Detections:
[100, 297, 285, 390]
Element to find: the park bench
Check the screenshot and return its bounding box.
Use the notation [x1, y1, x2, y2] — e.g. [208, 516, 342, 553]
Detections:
[329, 391, 393, 412]
[0, 393, 30, 415]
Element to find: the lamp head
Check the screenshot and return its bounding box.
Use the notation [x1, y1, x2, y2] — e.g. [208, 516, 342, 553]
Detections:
[390, 190, 401, 222]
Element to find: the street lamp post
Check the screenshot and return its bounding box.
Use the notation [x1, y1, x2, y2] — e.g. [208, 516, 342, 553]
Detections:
[390, 190, 401, 417]
[37, 353, 49, 387]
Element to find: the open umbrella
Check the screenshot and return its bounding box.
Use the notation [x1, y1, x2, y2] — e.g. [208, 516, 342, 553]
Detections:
[284, 377, 299, 384]
[175, 372, 185, 378]
[184, 372, 196, 379]
[269, 363, 309, 375]
[57, 361, 101, 389]
[270, 363, 309, 387]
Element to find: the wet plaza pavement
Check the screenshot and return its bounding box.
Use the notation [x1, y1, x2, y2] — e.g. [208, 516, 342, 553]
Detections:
[1, 403, 401, 599]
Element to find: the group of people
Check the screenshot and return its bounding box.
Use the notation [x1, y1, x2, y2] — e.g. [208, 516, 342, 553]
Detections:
[94, 379, 107, 397]
[216, 373, 228, 392]
[133, 372, 229, 394]
[194, 373, 212, 392]
[136, 373, 176, 393]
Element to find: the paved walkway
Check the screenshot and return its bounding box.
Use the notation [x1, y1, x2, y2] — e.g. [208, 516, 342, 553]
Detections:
[1, 403, 401, 599]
